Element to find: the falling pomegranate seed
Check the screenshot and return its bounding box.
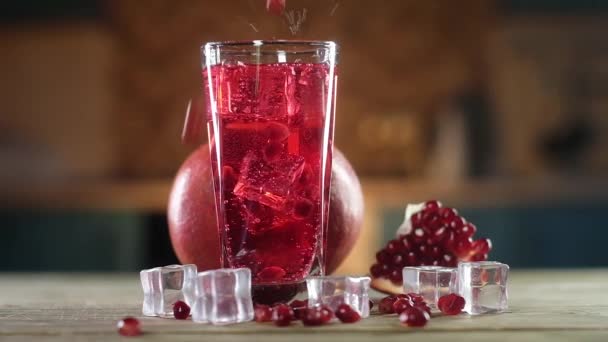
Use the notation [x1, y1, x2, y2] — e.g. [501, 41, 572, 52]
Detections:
[117, 317, 141, 337]
[289, 299, 308, 320]
[173, 300, 190, 320]
[438, 294, 465, 315]
[302, 306, 332, 326]
[272, 304, 294, 327]
[392, 298, 412, 314]
[378, 296, 397, 314]
[335, 304, 361, 323]
[266, 0, 286, 16]
[254, 304, 273, 322]
[399, 307, 430, 327]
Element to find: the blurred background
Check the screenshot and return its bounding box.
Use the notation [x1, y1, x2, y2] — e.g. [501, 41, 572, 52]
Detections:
[1, 0, 607, 274]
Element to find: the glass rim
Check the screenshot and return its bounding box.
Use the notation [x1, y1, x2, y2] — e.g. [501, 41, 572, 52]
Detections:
[204, 39, 337, 50]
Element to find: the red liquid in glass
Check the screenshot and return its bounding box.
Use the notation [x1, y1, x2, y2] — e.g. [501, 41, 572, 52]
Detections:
[204, 63, 334, 285]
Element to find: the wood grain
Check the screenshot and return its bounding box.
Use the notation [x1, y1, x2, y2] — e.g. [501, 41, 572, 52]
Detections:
[1, 270, 607, 341]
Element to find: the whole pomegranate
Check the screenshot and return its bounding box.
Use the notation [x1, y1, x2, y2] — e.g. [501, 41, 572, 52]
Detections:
[168, 144, 363, 274]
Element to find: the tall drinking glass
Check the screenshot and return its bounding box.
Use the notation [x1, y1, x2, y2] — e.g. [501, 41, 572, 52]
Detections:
[202, 41, 338, 289]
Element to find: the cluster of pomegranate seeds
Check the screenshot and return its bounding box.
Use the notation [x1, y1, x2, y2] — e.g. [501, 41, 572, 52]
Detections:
[173, 300, 190, 320]
[438, 294, 466, 315]
[335, 304, 361, 323]
[302, 306, 333, 326]
[254, 304, 273, 322]
[399, 307, 430, 327]
[272, 304, 295, 327]
[371, 200, 492, 288]
[377, 293, 432, 327]
[117, 317, 142, 337]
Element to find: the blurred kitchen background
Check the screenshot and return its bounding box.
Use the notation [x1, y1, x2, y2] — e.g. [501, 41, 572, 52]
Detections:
[1, 0, 607, 273]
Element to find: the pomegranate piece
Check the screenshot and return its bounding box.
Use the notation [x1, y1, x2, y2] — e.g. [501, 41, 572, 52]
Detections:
[370, 200, 492, 294]
[302, 306, 333, 326]
[254, 304, 273, 322]
[399, 307, 430, 327]
[266, 0, 286, 16]
[117, 317, 141, 337]
[378, 296, 397, 314]
[438, 294, 465, 315]
[336, 304, 361, 323]
[173, 300, 190, 320]
[415, 303, 432, 316]
[272, 304, 294, 327]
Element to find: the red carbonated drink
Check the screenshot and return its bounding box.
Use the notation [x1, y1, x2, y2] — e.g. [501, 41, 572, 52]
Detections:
[202, 41, 338, 287]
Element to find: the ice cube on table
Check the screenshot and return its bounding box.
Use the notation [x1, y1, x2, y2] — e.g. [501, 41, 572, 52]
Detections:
[233, 151, 305, 210]
[402, 266, 456, 309]
[192, 268, 254, 325]
[454, 261, 509, 315]
[306, 276, 371, 318]
[140, 264, 197, 318]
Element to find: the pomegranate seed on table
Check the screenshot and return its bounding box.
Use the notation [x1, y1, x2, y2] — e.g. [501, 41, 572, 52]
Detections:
[335, 304, 361, 323]
[378, 296, 397, 314]
[117, 317, 141, 337]
[254, 304, 273, 322]
[438, 294, 466, 315]
[399, 307, 430, 327]
[319, 306, 334, 323]
[172, 300, 190, 320]
[392, 298, 412, 314]
[272, 304, 294, 327]
[289, 299, 308, 320]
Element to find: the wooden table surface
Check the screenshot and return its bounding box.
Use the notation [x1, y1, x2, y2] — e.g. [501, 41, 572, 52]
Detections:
[1, 270, 607, 341]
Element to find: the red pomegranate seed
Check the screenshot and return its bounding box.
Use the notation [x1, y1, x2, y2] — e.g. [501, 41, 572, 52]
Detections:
[289, 299, 308, 320]
[392, 254, 406, 268]
[448, 216, 466, 230]
[393, 298, 412, 314]
[469, 253, 488, 262]
[336, 304, 361, 323]
[411, 212, 424, 227]
[117, 317, 141, 337]
[379, 296, 397, 314]
[439, 207, 458, 219]
[254, 304, 273, 322]
[386, 239, 402, 254]
[459, 223, 477, 237]
[438, 294, 465, 315]
[415, 303, 432, 316]
[173, 300, 190, 320]
[302, 307, 332, 326]
[376, 250, 391, 264]
[425, 200, 442, 211]
[272, 304, 294, 327]
[406, 293, 424, 304]
[370, 263, 383, 277]
[399, 307, 430, 327]
[471, 238, 492, 255]
[389, 269, 403, 283]
[453, 236, 473, 258]
[266, 0, 286, 16]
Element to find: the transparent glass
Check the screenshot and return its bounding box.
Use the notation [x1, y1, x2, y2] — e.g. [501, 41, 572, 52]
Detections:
[202, 41, 338, 288]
